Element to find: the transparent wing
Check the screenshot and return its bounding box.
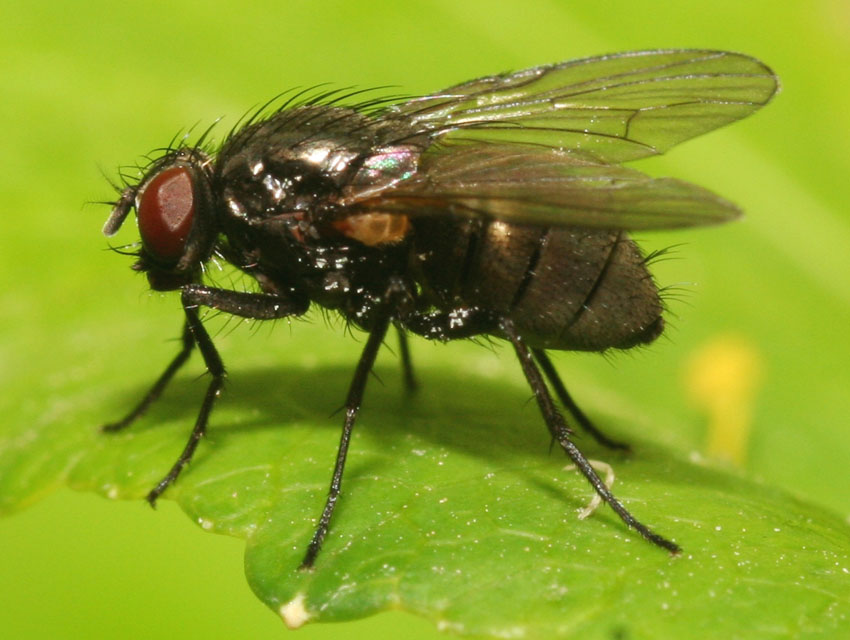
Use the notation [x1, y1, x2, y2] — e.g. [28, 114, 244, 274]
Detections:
[341, 145, 740, 230]
[385, 50, 778, 163]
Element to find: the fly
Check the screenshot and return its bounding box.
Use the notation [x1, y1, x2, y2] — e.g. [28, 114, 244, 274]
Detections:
[101, 49, 778, 568]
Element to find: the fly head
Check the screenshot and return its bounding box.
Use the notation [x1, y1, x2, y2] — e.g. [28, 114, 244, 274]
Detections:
[103, 148, 217, 291]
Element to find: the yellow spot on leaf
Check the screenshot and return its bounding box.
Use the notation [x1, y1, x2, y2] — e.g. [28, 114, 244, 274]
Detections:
[684, 334, 764, 466]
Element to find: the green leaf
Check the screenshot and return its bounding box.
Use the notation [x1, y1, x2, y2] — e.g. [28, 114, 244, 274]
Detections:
[2, 352, 850, 638]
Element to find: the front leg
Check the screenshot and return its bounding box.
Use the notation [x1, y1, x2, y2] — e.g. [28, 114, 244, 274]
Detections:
[102, 321, 195, 433]
[146, 301, 225, 505]
[106, 285, 308, 505]
[181, 284, 309, 320]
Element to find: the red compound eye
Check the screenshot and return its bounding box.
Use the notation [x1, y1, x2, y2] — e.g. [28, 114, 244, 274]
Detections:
[137, 166, 196, 262]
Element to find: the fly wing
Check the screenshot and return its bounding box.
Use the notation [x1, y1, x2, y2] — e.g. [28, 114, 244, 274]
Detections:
[341, 144, 740, 230]
[384, 50, 778, 164]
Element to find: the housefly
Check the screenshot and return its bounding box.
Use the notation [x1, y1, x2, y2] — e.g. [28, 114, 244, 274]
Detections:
[102, 50, 778, 567]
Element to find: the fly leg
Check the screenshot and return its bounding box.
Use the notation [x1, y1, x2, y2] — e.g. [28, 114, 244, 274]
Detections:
[301, 309, 392, 569]
[532, 349, 630, 451]
[395, 324, 417, 393]
[503, 319, 680, 554]
[111, 285, 308, 505]
[144, 301, 224, 505]
[101, 321, 195, 432]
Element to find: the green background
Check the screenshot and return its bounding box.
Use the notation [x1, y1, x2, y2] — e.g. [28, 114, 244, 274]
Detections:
[2, 0, 849, 638]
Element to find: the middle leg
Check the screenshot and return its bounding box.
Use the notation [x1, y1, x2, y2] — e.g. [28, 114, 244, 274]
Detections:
[301, 309, 393, 569]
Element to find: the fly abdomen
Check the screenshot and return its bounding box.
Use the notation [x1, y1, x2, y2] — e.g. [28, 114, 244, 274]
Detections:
[510, 229, 663, 351]
[411, 217, 542, 311]
[413, 219, 663, 352]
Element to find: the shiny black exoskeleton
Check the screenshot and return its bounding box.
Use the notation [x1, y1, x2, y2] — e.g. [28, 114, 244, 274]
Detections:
[102, 50, 778, 567]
